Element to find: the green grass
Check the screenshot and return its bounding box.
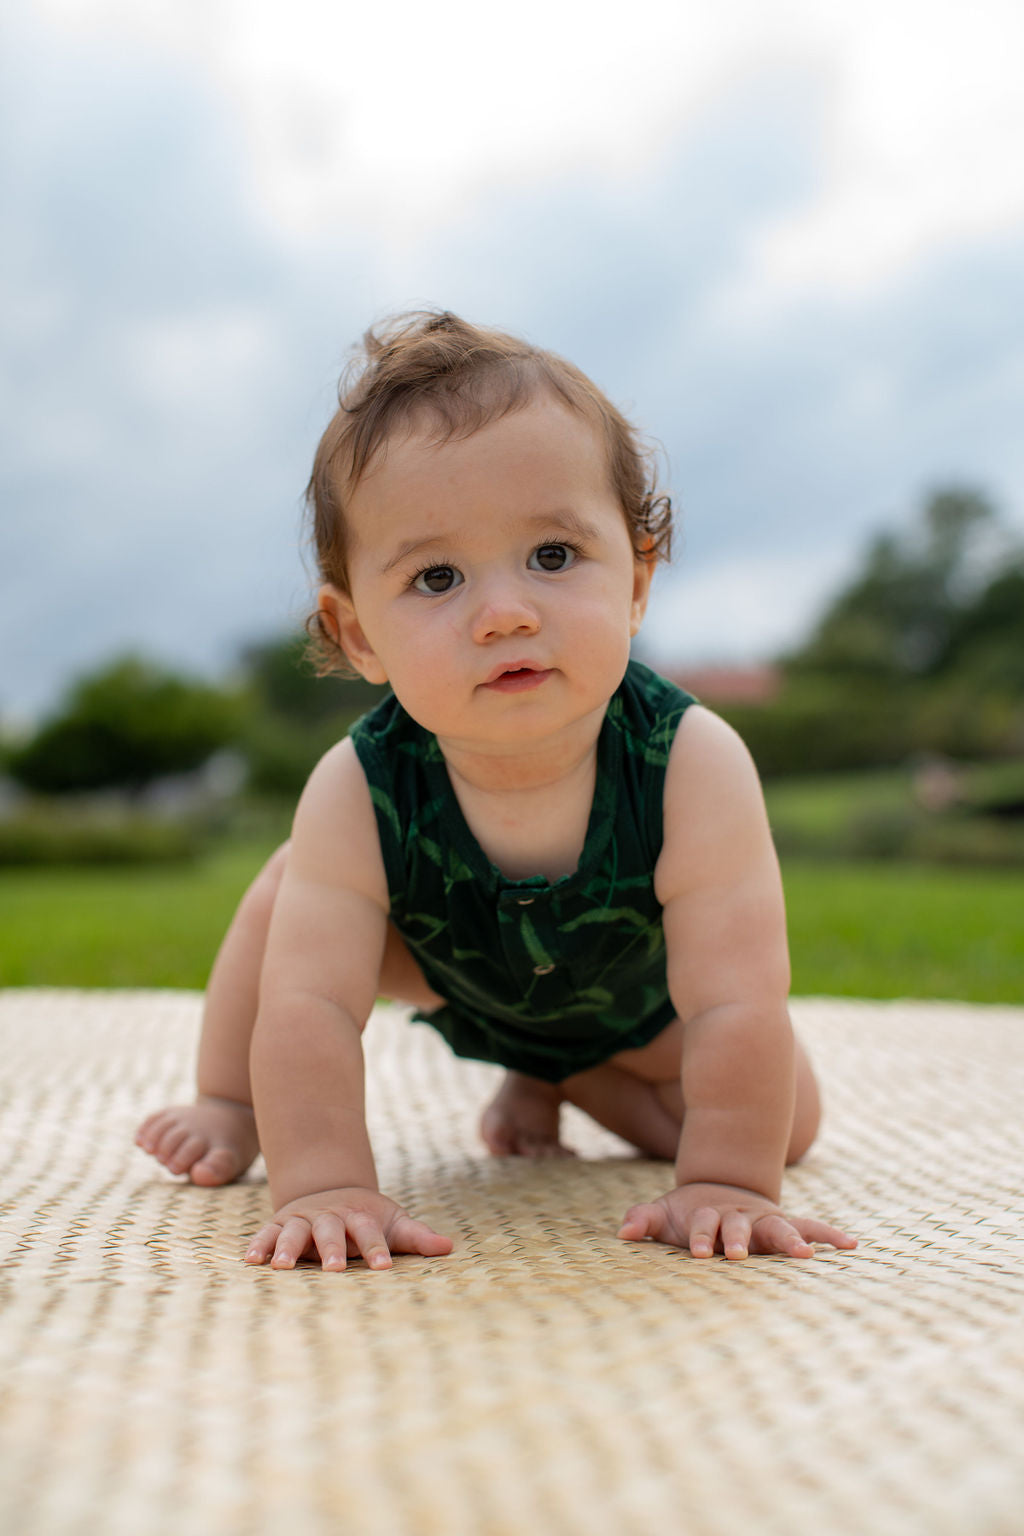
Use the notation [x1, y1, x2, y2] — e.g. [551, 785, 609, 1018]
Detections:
[0, 838, 280, 988]
[783, 857, 1023, 1003]
[765, 770, 912, 838]
[764, 766, 1024, 865]
[1, 837, 1021, 1004]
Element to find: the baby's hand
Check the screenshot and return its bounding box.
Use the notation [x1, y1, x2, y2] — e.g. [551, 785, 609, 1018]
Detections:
[245, 1187, 454, 1272]
[617, 1181, 857, 1261]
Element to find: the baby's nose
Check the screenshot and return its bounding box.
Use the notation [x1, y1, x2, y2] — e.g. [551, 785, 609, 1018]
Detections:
[470, 575, 541, 642]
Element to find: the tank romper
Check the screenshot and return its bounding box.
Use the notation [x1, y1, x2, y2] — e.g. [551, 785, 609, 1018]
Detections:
[349, 659, 696, 1084]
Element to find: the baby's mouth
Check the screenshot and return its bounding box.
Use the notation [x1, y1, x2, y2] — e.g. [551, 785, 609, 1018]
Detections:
[482, 664, 552, 693]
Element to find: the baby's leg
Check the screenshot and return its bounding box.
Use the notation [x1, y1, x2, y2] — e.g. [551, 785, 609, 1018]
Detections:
[488, 1019, 822, 1161]
[135, 844, 448, 1184]
[135, 842, 291, 1183]
[479, 1074, 573, 1158]
[558, 1018, 821, 1164]
[479, 1061, 677, 1162]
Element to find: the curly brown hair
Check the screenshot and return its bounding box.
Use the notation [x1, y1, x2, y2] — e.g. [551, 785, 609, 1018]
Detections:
[305, 310, 673, 672]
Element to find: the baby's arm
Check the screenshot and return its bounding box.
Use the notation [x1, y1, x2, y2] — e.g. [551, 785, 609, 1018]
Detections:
[244, 738, 452, 1271]
[620, 708, 856, 1260]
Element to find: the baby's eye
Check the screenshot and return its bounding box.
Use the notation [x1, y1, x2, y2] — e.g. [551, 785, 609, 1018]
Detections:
[412, 564, 463, 595]
[528, 543, 577, 572]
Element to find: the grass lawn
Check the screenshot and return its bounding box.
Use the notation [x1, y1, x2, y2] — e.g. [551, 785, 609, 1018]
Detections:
[765, 770, 912, 839]
[0, 839, 280, 988]
[0, 836, 1021, 1002]
[782, 857, 1022, 1003]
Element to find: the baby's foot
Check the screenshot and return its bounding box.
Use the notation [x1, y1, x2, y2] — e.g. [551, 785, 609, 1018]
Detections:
[135, 1097, 259, 1185]
[479, 1072, 575, 1158]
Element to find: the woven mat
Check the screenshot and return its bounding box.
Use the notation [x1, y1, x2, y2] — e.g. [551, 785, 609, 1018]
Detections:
[1, 991, 1022, 1536]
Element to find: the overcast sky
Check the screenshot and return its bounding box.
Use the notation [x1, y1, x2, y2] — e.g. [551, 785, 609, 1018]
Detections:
[3, 0, 1024, 723]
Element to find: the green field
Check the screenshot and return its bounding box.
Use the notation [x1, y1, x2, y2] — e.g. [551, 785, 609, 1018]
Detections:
[0, 839, 277, 989]
[782, 859, 1021, 1001]
[0, 837, 1020, 1002]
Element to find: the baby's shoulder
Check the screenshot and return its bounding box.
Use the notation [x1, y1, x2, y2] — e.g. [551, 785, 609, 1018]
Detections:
[287, 735, 389, 902]
[665, 704, 762, 801]
[294, 735, 377, 837]
[654, 706, 774, 902]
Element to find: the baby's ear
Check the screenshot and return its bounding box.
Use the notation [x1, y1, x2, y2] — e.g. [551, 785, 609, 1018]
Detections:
[629, 550, 655, 637]
[317, 585, 388, 685]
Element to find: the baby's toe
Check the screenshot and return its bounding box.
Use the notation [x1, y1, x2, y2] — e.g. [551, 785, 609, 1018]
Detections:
[190, 1146, 244, 1187]
[519, 1133, 575, 1159]
[135, 1110, 173, 1149]
[151, 1122, 185, 1162]
[480, 1121, 516, 1156]
[166, 1133, 208, 1174]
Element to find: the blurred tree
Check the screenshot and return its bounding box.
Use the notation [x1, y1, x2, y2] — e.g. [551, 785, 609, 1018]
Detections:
[241, 634, 387, 722]
[943, 559, 1024, 687]
[10, 657, 246, 794]
[238, 634, 388, 797]
[791, 487, 1000, 679]
[726, 486, 1024, 774]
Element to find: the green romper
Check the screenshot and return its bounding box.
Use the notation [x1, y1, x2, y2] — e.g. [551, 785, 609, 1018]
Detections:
[349, 660, 696, 1084]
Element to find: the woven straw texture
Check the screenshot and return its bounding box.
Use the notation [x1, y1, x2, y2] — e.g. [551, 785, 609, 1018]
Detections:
[1, 989, 1022, 1536]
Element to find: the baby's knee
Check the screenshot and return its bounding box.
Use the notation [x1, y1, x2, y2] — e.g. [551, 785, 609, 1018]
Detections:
[264, 840, 291, 882]
[245, 842, 291, 921]
[786, 1044, 822, 1164]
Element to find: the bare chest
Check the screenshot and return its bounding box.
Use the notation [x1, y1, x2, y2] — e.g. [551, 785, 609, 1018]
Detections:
[449, 773, 595, 884]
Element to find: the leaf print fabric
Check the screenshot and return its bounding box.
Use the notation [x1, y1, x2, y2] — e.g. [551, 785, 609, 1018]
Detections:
[350, 662, 696, 1082]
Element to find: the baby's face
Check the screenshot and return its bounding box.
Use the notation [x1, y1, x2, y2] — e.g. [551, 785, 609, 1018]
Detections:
[320, 394, 652, 755]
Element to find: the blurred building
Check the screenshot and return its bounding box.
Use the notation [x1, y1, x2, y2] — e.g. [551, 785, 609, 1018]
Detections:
[659, 664, 782, 706]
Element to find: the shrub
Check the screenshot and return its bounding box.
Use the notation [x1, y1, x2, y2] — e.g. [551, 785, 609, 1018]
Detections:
[240, 710, 368, 798]
[722, 678, 917, 777]
[10, 657, 247, 795]
[0, 806, 202, 866]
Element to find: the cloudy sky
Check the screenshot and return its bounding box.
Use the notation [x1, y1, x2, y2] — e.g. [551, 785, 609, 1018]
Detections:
[3, 0, 1024, 723]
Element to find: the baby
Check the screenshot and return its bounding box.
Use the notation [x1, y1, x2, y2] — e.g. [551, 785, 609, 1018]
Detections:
[137, 310, 856, 1270]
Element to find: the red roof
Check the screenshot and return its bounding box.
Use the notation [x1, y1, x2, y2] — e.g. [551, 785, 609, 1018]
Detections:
[659, 663, 782, 705]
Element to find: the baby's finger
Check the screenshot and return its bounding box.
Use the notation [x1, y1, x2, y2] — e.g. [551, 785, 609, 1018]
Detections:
[387, 1215, 454, 1258]
[749, 1213, 814, 1258]
[617, 1201, 668, 1243]
[245, 1222, 283, 1266]
[309, 1212, 352, 1272]
[269, 1216, 313, 1270]
[687, 1206, 723, 1259]
[792, 1217, 859, 1251]
[344, 1212, 394, 1271]
[719, 1210, 754, 1260]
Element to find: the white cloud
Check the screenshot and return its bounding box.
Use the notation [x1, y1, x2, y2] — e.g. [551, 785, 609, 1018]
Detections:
[5, 0, 1024, 718]
[34, 0, 1024, 286]
[121, 308, 274, 413]
[729, 5, 1024, 301]
[642, 547, 851, 666]
[22, 3, 819, 239]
